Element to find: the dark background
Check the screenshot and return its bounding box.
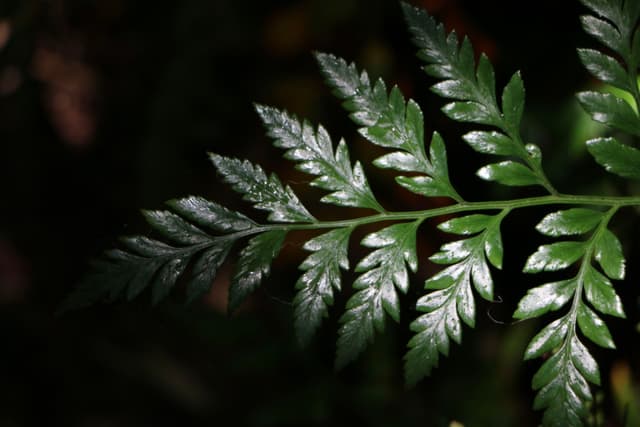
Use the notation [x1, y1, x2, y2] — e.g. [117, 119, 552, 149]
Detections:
[0, 0, 638, 426]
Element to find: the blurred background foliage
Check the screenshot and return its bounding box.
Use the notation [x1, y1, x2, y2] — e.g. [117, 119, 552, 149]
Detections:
[0, 0, 638, 426]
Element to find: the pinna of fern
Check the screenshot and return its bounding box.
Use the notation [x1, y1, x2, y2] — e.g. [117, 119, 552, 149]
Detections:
[61, 1, 640, 425]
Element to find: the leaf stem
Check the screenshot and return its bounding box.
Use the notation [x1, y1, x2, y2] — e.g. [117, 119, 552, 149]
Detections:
[227, 194, 639, 238]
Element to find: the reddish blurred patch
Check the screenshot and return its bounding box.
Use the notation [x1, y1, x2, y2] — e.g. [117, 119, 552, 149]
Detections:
[263, 5, 309, 56]
[31, 41, 98, 148]
[0, 239, 29, 303]
[0, 20, 10, 50]
[419, 0, 496, 60]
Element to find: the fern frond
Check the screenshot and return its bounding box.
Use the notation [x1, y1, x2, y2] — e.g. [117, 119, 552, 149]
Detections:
[404, 212, 506, 385]
[336, 220, 420, 368]
[316, 52, 461, 201]
[255, 104, 384, 211]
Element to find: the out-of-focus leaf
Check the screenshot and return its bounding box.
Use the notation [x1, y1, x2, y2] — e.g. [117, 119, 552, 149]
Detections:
[577, 91, 640, 136]
[586, 137, 640, 180]
[578, 48, 630, 91]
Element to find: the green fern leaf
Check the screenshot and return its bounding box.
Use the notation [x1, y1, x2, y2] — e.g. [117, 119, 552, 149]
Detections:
[578, 48, 631, 91]
[401, 2, 553, 192]
[293, 227, 352, 346]
[586, 137, 640, 179]
[210, 153, 315, 223]
[228, 230, 287, 312]
[576, 92, 640, 136]
[167, 196, 256, 232]
[513, 279, 577, 320]
[593, 228, 625, 280]
[532, 335, 596, 427]
[316, 53, 460, 200]
[255, 104, 383, 211]
[336, 221, 419, 368]
[583, 264, 626, 318]
[404, 212, 505, 384]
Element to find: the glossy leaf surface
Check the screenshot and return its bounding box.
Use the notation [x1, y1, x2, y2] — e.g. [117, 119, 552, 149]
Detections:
[535, 208, 603, 237]
[402, 2, 552, 191]
[577, 91, 640, 136]
[256, 104, 383, 211]
[523, 242, 586, 273]
[586, 137, 640, 180]
[228, 230, 287, 312]
[336, 221, 419, 368]
[404, 213, 505, 385]
[316, 53, 460, 200]
[293, 228, 352, 346]
[210, 153, 315, 223]
[513, 279, 577, 320]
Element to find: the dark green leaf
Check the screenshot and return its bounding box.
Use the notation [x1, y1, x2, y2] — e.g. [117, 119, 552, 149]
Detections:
[396, 176, 453, 198]
[535, 208, 603, 237]
[594, 228, 625, 280]
[471, 253, 493, 300]
[357, 221, 419, 292]
[316, 53, 460, 200]
[120, 235, 176, 257]
[587, 137, 640, 180]
[569, 335, 600, 387]
[624, 0, 640, 26]
[530, 328, 595, 425]
[484, 223, 504, 269]
[438, 214, 493, 235]
[228, 230, 287, 313]
[186, 242, 233, 303]
[374, 152, 422, 171]
[524, 317, 569, 360]
[514, 279, 577, 320]
[142, 210, 211, 245]
[463, 131, 518, 156]
[405, 272, 469, 385]
[523, 241, 586, 273]
[579, 0, 620, 25]
[502, 71, 525, 129]
[476, 161, 540, 186]
[442, 101, 500, 126]
[583, 265, 626, 318]
[210, 153, 315, 223]
[294, 228, 352, 346]
[314, 52, 382, 126]
[577, 303, 615, 349]
[255, 105, 383, 211]
[429, 235, 482, 264]
[577, 91, 640, 136]
[580, 15, 625, 56]
[167, 196, 255, 232]
[336, 285, 385, 369]
[476, 53, 497, 103]
[336, 221, 419, 367]
[578, 48, 630, 91]
[151, 256, 190, 304]
[633, 28, 640, 65]
[431, 79, 473, 100]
